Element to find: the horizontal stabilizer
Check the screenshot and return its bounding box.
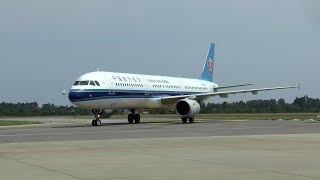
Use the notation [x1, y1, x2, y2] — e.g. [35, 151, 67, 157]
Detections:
[62, 90, 69, 95]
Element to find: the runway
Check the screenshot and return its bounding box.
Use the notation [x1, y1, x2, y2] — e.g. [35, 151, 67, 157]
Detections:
[0, 118, 319, 143]
[1, 118, 320, 180]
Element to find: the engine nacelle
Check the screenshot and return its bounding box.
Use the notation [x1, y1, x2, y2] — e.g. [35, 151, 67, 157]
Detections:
[91, 109, 114, 119]
[175, 98, 200, 118]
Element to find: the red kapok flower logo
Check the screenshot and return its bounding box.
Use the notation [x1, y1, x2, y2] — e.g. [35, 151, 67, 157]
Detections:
[207, 59, 214, 75]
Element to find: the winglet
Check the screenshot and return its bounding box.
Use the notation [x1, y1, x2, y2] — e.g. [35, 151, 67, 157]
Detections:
[199, 43, 215, 82]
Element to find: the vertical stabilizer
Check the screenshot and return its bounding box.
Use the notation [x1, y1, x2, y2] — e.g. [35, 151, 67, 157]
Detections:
[199, 43, 215, 82]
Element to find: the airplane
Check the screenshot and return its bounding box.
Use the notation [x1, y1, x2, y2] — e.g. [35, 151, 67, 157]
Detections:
[66, 43, 298, 126]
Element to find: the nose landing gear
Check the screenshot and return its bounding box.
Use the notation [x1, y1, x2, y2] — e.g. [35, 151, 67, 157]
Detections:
[91, 109, 104, 126]
[92, 119, 101, 126]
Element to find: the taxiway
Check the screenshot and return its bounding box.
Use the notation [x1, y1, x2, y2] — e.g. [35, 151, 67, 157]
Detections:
[0, 118, 319, 180]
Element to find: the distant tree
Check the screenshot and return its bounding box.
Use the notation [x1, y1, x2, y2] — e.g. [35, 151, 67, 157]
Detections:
[0, 96, 320, 116]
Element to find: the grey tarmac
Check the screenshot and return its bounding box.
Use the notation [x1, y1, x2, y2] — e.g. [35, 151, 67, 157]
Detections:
[0, 118, 319, 143]
[0, 117, 320, 180]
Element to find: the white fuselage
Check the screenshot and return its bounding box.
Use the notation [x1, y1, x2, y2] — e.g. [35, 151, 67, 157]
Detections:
[68, 71, 218, 109]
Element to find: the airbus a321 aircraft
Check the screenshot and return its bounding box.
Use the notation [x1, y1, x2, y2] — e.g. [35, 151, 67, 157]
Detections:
[66, 43, 298, 126]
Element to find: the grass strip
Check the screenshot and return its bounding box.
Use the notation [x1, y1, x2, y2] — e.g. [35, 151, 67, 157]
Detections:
[0, 120, 42, 126]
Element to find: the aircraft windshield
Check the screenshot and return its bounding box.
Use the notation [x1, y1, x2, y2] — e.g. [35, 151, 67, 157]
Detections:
[79, 81, 89, 85]
[73, 80, 101, 86]
[90, 81, 96, 86]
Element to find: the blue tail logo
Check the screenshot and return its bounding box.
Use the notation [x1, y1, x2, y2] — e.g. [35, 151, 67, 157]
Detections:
[199, 43, 215, 82]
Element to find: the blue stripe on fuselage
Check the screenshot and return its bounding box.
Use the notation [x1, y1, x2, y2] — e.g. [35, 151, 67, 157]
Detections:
[68, 89, 204, 102]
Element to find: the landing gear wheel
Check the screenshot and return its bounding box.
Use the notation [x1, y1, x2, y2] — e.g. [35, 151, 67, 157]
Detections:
[96, 119, 101, 126]
[128, 114, 134, 124]
[188, 117, 194, 123]
[134, 114, 140, 124]
[182, 118, 187, 123]
[92, 120, 97, 126]
[92, 119, 101, 126]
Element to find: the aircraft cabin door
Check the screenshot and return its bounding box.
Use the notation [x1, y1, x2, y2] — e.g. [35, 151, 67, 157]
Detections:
[108, 80, 115, 95]
[143, 82, 151, 108]
[144, 83, 150, 96]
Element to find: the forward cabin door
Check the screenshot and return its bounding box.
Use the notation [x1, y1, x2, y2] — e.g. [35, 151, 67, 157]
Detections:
[144, 83, 150, 96]
[108, 77, 115, 95]
[106, 77, 117, 108]
[142, 77, 152, 108]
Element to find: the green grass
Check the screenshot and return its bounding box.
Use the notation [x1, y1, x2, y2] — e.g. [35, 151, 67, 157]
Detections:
[110, 113, 319, 120]
[0, 120, 42, 126]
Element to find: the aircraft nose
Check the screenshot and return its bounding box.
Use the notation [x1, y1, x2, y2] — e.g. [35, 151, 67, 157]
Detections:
[68, 91, 85, 102]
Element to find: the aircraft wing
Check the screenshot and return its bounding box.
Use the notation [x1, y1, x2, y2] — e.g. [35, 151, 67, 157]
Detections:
[213, 83, 253, 92]
[161, 85, 299, 105]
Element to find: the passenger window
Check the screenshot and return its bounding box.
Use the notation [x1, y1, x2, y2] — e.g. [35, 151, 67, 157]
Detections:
[74, 81, 80, 86]
[79, 81, 89, 85]
[95, 81, 100, 86]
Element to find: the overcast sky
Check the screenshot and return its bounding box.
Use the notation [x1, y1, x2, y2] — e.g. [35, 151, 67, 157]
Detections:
[0, 0, 319, 105]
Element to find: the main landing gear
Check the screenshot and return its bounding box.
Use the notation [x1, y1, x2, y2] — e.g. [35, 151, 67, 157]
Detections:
[91, 109, 103, 126]
[128, 109, 140, 124]
[181, 117, 195, 124]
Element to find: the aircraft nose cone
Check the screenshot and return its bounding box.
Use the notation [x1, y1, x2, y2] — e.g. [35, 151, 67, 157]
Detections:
[68, 91, 84, 102]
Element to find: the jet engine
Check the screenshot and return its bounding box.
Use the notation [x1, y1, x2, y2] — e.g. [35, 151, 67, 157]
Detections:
[91, 109, 114, 119]
[175, 98, 200, 118]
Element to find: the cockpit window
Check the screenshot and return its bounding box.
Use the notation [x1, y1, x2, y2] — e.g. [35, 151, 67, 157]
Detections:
[74, 80, 100, 86]
[79, 81, 89, 85]
[90, 81, 96, 86]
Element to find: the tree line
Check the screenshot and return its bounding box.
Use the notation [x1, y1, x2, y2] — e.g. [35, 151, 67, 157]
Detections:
[0, 96, 319, 116]
[201, 96, 320, 113]
[0, 102, 90, 116]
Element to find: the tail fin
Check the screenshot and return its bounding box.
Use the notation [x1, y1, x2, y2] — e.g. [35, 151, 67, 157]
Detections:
[199, 43, 215, 82]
